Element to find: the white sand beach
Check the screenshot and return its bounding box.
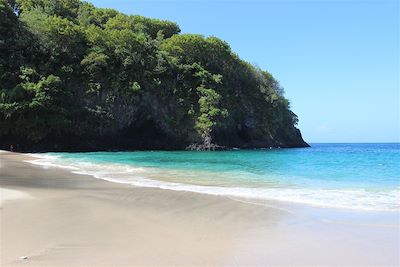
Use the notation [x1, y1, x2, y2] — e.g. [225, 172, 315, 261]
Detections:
[1, 151, 399, 266]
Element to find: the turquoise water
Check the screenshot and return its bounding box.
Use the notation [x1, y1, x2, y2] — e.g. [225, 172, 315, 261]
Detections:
[29, 143, 400, 211]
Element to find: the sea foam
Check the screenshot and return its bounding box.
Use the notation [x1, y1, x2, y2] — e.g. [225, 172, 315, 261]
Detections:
[26, 153, 400, 212]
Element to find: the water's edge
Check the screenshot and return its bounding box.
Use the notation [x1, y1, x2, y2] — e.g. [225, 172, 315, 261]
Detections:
[26, 149, 400, 212]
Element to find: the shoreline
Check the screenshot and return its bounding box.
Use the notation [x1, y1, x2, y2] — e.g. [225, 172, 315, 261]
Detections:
[25, 150, 400, 213]
[1, 151, 399, 266]
[0, 141, 310, 154]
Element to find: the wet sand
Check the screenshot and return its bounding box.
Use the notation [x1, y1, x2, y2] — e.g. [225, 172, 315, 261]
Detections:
[1, 151, 399, 266]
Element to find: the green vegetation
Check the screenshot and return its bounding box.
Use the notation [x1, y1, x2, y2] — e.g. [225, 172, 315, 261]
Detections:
[0, 0, 307, 151]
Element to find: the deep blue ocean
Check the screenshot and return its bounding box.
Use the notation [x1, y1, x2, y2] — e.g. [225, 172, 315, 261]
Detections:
[29, 143, 400, 211]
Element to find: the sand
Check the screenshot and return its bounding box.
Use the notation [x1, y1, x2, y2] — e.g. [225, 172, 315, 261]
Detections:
[0, 151, 399, 266]
[0, 188, 31, 206]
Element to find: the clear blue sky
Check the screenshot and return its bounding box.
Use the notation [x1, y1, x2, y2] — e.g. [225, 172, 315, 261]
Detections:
[87, 0, 399, 143]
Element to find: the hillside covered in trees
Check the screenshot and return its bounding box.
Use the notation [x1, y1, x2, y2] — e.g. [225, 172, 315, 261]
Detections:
[0, 0, 308, 151]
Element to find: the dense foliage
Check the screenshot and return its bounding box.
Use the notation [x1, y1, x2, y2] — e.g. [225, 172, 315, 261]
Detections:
[0, 0, 307, 151]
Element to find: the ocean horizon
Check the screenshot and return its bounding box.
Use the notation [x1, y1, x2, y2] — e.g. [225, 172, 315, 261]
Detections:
[27, 143, 400, 212]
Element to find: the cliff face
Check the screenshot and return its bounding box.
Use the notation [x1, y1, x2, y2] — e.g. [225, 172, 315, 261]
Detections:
[0, 0, 309, 152]
[1, 101, 309, 152]
[1, 125, 309, 152]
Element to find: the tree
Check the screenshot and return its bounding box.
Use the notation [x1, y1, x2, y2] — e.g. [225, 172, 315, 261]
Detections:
[0, 0, 306, 151]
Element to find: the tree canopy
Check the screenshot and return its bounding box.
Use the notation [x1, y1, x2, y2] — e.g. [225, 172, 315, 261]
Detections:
[0, 0, 307, 151]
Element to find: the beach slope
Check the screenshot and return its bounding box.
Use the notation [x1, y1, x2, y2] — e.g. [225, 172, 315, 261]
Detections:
[1, 152, 399, 266]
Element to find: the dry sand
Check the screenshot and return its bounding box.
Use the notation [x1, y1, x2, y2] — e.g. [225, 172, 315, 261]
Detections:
[0, 151, 399, 266]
